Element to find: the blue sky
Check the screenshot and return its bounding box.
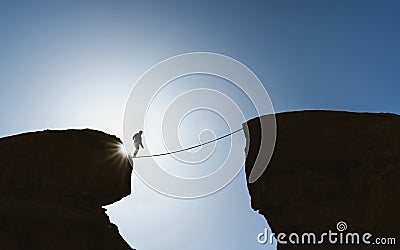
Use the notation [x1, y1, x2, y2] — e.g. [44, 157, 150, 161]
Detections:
[1, 1, 400, 249]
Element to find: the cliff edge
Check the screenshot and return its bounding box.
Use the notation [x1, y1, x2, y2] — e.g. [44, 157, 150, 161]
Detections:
[244, 111, 400, 249]
[0, 129, 134, 249]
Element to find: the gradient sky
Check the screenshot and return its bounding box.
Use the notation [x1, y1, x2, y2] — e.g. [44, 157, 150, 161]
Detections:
[1, 1, 400, 249]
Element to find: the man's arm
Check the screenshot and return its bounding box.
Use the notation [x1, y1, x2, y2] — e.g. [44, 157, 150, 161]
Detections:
[140, 142, 144, 149]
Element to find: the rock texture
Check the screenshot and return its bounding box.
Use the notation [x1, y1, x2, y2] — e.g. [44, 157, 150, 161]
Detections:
[0, 129, 133, 249]
[244, 111, 400, 249]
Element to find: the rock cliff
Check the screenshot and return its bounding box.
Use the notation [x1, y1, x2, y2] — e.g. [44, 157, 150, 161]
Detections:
[0, 129, 134, 249]
[244, 111, 399, 249]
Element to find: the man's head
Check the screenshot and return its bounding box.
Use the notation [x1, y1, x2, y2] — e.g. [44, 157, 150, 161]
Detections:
[139, 130, 143, 134]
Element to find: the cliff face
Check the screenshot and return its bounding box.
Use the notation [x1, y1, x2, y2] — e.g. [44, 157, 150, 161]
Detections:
[244, 111, 400, 249]
[0, 129, 133, 249]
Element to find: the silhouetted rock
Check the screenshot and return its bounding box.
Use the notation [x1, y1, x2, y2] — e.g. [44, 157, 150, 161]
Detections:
[0, 129, 134, 249]
[244, 111, 400, 249]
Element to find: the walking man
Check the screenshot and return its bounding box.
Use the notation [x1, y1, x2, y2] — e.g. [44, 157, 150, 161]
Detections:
[132, 130, 144, 158]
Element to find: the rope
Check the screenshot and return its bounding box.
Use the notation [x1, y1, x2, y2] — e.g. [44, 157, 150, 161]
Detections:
[134, 128, 243, 159]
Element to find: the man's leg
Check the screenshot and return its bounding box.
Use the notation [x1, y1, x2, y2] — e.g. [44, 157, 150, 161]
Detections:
[133, 146, 139, 157]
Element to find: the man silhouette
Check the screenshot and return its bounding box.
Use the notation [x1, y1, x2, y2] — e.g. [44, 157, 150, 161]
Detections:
[132, 130, 144, 158]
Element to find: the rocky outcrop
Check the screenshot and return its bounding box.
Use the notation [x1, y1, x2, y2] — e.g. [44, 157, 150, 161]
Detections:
[244, 111, 400, 249]
[0, 129, 133, 249]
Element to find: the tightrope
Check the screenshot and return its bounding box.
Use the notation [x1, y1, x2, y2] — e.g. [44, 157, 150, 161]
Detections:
[133, 128, 243, 159]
